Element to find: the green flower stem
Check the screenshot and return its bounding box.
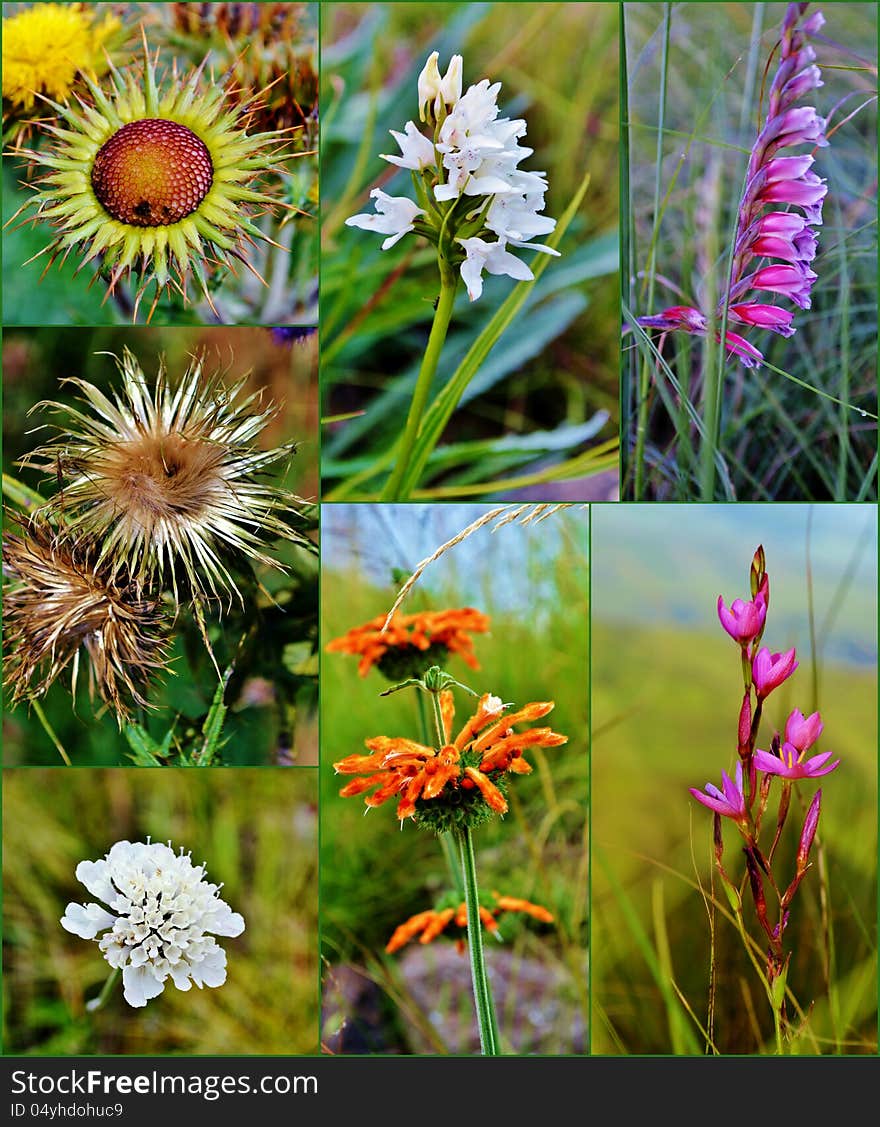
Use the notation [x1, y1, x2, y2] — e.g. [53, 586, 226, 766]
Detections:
[380, 260, 459, 501]
[32, 700, 72, 767]
[86, 967, 120, 1013]
[456, 825, 500, 1055]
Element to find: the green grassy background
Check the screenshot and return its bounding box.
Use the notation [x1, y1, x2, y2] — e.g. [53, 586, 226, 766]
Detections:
[2, 768, 319, 1055]
[591, 504, 878, 1054]
[320, 504, 588, 1053]
[2, 326, 319, 766]
[321, 1, 620, 501]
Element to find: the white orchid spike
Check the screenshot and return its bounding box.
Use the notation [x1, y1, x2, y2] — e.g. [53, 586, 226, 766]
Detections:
[346, 52, 559, 302]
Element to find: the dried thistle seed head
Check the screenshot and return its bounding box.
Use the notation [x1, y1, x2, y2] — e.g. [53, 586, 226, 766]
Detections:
[10, 32, 293, 321]
[24, 348, 306, 607]
[2, 520, 172, 723]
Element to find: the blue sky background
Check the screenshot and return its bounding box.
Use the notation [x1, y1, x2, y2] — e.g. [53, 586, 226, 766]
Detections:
[592, 504, 877, 667]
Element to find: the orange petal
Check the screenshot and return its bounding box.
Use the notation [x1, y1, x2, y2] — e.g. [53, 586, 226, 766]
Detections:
[385, 910, 436, 953]
[464, 766, 508, 813]
[420, 907, 455, 943]
[494, 895, 555, 923]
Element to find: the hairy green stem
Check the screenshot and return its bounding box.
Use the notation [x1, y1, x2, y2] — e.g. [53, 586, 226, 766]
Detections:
[380, 260, 459, 501]
[417, 692, 463, 897]
[456, 826, 500, 1055]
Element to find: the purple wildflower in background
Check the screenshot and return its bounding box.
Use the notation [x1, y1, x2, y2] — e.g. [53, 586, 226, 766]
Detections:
[271, 326, 317, 347]
[637, 3, 827, 367]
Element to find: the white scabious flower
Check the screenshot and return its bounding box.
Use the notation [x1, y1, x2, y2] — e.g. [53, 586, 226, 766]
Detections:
[345, 188, 426, 250]
[346, 52, 559, 302]
[61, 839, 245, 1009]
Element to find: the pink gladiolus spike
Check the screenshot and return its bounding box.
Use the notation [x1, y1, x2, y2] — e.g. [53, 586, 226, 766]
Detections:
[717, 594, 767, 643]
[752, 646, 798, 698]
[784, 708, 823, 751]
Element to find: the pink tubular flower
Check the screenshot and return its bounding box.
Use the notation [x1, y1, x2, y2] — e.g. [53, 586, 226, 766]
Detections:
[729, 303, 795, 337]
[717, 593, 767, 644]
[690, 762, 747, 821]
[754, 745, 840, 780]
[784, 708, 823, 752]
[751, 646, 798, 697]
[733, 265, 817, 311]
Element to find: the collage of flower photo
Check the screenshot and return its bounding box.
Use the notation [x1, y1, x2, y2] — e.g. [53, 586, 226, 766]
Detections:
[0, 0, 877, 1093]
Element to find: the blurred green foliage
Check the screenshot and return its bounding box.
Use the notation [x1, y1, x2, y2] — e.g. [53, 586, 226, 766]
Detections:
[321, 2, 619, 500]
[320, 506, 588, 1053]
[3, 768, 319, 1054]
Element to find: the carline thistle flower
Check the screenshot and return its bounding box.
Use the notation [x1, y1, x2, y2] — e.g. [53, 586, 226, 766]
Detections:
[22, 348, 307, 609]
[8, 32, 294, 321]
[60, 839, 245, 1008]
[637, 3, 827, 368]
[2, 518, 172, 723]
[333, 690, 567, 832]
[345, 51, 559, 301]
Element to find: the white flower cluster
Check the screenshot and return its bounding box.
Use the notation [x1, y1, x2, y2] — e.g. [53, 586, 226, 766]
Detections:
[346, 51, 559, 302]
[61, 839, 245, 1008]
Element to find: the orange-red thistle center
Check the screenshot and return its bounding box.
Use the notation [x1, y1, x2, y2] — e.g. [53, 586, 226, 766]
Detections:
[91, 119, 214, 227]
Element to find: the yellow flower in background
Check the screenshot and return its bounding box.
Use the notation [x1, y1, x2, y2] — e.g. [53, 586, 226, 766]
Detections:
[2, 3, 120, 112]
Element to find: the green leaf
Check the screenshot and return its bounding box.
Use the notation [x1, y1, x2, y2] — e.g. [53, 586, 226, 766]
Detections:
[398, 169, 594, 497]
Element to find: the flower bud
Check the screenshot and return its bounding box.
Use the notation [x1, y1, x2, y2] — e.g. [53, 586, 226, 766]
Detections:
[737, 690, 753, 757]
[750, 544, 766, 597]
[418, 51, 442, 124]
[439, 54, 463, 109]
[796, 788, 821, 873]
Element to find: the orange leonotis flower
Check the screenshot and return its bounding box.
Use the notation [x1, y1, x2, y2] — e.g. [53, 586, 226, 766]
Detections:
[385, 891, 554, 954]
[333, 690, 567, 832]
[325, 607, 490, 679]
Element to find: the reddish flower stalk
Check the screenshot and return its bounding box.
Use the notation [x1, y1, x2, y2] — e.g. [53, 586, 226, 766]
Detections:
[638, 3, 827, 368]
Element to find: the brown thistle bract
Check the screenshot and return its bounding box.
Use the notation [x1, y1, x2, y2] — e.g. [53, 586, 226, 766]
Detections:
[21, 348, 306, 608]
[2, 520, 171, 722]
